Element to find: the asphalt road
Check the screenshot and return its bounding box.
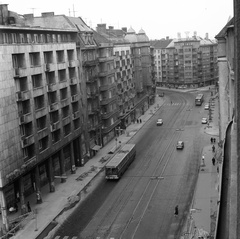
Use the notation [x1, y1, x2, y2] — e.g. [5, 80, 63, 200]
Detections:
[54, 90, 207, 239]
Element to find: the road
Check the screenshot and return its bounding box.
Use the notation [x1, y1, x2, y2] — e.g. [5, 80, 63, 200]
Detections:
[54, 90, 208, 239]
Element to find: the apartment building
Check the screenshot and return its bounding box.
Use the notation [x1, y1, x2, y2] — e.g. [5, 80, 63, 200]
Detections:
[151, 38, 173, 85]
[0, 4, 88, 230]
[215, 17, 236, 237]
[114, 44, 135, 127]
[151, 34, 218, 87]
[96, 25, 155, 126]
[93, 31, 120, 146]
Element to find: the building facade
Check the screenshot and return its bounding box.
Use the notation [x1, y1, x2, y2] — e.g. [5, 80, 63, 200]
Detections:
[151, 34, 218, 88]
[0, 4, 88, 231]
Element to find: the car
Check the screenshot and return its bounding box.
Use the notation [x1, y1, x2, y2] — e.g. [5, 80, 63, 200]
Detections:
[159, 92, 164, 97]
[204, 104, 210, 110]
[156, 119, 163, 126]
[201, 117, 208, 124]
[176, 141, 184, 149]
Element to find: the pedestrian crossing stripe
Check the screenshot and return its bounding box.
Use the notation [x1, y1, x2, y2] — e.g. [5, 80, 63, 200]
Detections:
[164, 103, 181, 106]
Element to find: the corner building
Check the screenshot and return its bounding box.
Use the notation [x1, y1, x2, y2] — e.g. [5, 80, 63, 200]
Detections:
[0, 5, 87, 230]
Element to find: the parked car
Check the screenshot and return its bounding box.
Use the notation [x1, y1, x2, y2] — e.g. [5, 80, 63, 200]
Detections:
[204, 104, 210, 110]
[201, 117, 208, 124]
[156, 119, 163, 126]
[176, 141, 184, 149]
[159, 92, 164, 97]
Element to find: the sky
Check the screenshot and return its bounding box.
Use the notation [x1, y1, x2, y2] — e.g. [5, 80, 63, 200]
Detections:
[2, 0, 234, 40]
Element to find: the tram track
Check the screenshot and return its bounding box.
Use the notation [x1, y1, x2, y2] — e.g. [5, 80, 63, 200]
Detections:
[80, 93, 196, 239]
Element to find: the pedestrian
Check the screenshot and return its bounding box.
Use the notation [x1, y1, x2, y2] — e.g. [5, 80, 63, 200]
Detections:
[212, 157, 215, 166]
[27, 201, 31, 212]
[213, 138, 216, 143]
[14, 202, 18, 212]
[210, 137, 213, 143]
[217, 166, 219, 173]
[137, 119, 139, 123]
[174, 205, 179, 216]
[140, 119, 142, 123]
[212, 145, 215, 152]
[202, 155, 205, 165]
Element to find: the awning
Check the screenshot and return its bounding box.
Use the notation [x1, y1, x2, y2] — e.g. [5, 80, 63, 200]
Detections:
[92, 145, 101, 151]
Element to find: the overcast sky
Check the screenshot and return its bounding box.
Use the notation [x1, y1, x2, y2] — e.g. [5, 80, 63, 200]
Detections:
[3, 0, 233, 40]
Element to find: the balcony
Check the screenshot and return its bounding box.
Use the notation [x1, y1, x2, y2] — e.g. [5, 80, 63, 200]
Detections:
[102, 119, 121, 134]
[100, 95, 117, 105]
[48, 103, 59, 112]
[50, 121, 60, 132]
[98, 55, 115, 63]
[69, 77, 77, 85]
[62, 116, 71, 126]
[13, 68, 27, 78]
[16, 91, 31, 101]
[82, 59, 98, 67]
[60, 97, 70, 107]
[101, 109, 117, 119]
[45, 63, 55, 72]
[46, 83, 57, 92]
[71, 95, 78, 103]
[72, 111, 80, 119]
[99, 69, 115, 77]
[99, 84, 113, 91]
[86, 76, 98, 84]
[19, 113, 33, 125]
[21, 134, 34, 148]
[68, 60, 77, 68]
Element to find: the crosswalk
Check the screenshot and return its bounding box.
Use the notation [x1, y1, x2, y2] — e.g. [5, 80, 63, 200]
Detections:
[54, 236, 78, 239]
[164, 103, 182, 106]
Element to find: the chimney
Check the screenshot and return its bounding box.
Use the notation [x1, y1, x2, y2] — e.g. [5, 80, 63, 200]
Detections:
[41, 12, 54, 17]
[109, 26, 114, 30]
[122, 27, 127, 33]
[193, 31, 197, 39]
[0, 4, 9, 25]
[166, 36, 169, 40]
[177, 32, 181, 39]
[24, 14, 34, 19]
[96, 23, 107, 34]
[205, 33, 209, 40]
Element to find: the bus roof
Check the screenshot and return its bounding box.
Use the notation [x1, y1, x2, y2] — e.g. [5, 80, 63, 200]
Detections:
[105, 144, 136, 168]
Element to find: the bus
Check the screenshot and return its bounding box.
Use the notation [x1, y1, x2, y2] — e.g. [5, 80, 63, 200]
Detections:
[195, 93, 204, 106]
[105, 144, 136, 180]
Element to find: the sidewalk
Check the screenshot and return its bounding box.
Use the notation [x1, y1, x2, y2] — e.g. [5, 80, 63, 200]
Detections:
[7, 96, 165, 239]
[181, 92, 220, 239]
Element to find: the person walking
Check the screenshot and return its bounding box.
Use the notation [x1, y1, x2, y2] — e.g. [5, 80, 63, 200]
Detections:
[212, 157, 215, 166]
[174, 205, 179, 216]
[202, 155, 205, 165]
[212, 145, 215, 152]
[27, 201, 31, 212]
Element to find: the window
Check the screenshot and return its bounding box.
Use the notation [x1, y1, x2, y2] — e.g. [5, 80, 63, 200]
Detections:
[39, 136, 49, 152]
[67, 49, 74, 61]
[12, 53, 26, 68]
[56, 50, 65, 63]
[29, 52, 41, 66]
[44, 51, 53, 64]
[62, 105, 69, 118]
[32, 74, 43, 88]
[58, 69, 66, 82]
[52, 130, 61, 143]
[60, 87, 68, 101]
[63, 123, 71, 136]
[46, 71, 56, 85]
[34, 95, 45, 110]
[36, 116, 47, 131]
